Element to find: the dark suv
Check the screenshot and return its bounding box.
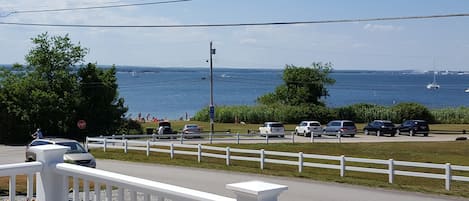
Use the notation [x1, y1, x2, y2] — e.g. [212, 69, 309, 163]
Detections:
[363, 120, 397, 137]
[397, 120, 430, 136]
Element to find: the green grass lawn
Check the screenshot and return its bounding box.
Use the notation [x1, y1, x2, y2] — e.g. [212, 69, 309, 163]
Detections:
[91, 140, 469, 198]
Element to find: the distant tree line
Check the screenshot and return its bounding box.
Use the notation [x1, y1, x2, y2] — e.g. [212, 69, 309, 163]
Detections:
[0, 33, 128, 144]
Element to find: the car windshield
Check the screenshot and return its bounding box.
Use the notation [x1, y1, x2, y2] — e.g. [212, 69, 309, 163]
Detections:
[56, 142, 87, 154]
[416, 121, 428, 126]
[383, 122, 395, 127]
[186, 125, 198, 129]
[270, 123, 283, 127]
[310, 123, 320, 126]
[343, 122, 355, 127]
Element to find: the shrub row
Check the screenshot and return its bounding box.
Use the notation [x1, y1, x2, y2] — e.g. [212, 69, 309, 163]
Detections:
[193, 103, 467, 124]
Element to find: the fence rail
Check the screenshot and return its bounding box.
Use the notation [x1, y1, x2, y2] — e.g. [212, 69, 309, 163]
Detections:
[87, 137, 469, 191]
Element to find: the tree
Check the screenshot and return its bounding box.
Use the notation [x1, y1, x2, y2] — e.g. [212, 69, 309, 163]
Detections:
[0, 33, 126, 143]
[75, 63, 128, 136]
[257, 63, 335, 106]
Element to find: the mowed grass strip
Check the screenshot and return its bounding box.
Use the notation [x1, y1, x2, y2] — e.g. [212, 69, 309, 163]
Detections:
[91, 141, 469, 198]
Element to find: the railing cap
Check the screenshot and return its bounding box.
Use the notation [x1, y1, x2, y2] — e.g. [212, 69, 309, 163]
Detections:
[226, 180, 287, 195]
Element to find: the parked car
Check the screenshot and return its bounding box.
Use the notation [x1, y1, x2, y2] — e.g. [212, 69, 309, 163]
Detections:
[158, 121, 175, 139]
[182, 124, 202, 138]
[323, 120, 357, 137]
[26, 138, 96, 168]
[363, 120, 397, 137]
[397, 120, 430, 136]
[259, 122, 285, 138]
[294, 121, 322, 137]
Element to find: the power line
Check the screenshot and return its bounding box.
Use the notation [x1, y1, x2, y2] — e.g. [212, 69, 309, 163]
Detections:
[0, 13, 468, 28]
[0, 0, 191, 17]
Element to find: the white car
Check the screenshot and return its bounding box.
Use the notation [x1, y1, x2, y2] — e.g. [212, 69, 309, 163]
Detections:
[295, 121, 322, 137]
[259, 122, 285, 138]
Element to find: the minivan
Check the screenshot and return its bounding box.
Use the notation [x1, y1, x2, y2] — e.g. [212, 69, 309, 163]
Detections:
[323, 120, 357, 137]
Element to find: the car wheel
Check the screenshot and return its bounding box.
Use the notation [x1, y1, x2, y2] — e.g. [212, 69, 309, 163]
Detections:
[350, 134, 355, 137]
[424, 133, 428, 137]
[376, 130, 381, 137]
[364, 129, 369, 135]
[409, 129, 414, 136]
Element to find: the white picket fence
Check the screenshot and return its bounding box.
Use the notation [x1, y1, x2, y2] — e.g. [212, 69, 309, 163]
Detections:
[86, 137, 469, 191]
[0, 145, 287, 201]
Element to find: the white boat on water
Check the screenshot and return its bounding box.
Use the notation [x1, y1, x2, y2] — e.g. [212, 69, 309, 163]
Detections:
[426, 72, 440, 90]
[465, 88, 469, 93]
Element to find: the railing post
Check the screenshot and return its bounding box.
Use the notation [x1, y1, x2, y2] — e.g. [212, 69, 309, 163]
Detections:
[310, 132, 314, 143]
[30, 145, 69, 201]
[260, 149, 265, 170]
[180, 133, 184, 144]
[292, 132, 295, 144]
[146, 140, 150, 157]
[27, 173, 34, 200]
[122, 134, 126, 141]
[152, 134, 156, 142]
[265, 134, 269, 144]
[226, 147, 231, 166]
[226, 181, 288, 201]
[170, 143, 174, 159]
[388, 159, 394, 184]
[198, 144, 202, 163]
[124, 139, 128, 154]
[298, 152, 303, 173]
[83, 179, 90, 201]
[9, 175, 16, 201]
[94, 182, 101, 201]
[237, 132, 240, 144]
[446, 163, 452, 191]
[340, 155, 345, 177]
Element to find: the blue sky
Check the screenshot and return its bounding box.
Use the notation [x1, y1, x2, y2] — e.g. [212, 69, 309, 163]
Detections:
[0, 0, 468, 70]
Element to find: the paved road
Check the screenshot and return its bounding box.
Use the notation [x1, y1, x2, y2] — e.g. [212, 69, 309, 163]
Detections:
[1, 145, 468, 201]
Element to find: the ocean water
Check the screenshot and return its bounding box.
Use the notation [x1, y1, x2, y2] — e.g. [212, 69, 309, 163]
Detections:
[116, 67, 469, 120]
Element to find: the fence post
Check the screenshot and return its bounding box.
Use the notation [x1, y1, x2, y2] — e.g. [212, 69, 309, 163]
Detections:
[298, 152, 303, 173]
[265, 134, 269, 144]
[198, 144, 202, 163]
[180, 133, 184, 144]
[340, 155, 345, 177]
[124, 139, 128, 154]
[226, 147, 231, 166]
[337, 133, 342, 143]
[30, 145, 69, 201]
[388, 159, 394, 184]
[146, 140, 150, 157]
[226, 181, 288, 201]
[237, 132, 240, 144]
[122, 134, 126, 141]
[170, 143, 174, 159]
[85, 137, 89, 151]
[152, 134, 156, 142]
[310, 132, 314, 143]
[103, 138, 107, 152]
[292, 133, 295, 144]
[260, 149, 265, 170]
[446, 163, 452, 191]
[210, 133, 213, 144]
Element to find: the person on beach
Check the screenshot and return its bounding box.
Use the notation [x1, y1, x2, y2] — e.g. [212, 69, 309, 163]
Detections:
[32, 128, 43, 139]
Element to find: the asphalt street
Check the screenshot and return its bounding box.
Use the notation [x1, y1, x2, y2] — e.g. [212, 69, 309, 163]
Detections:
[1, 145, 468, 201]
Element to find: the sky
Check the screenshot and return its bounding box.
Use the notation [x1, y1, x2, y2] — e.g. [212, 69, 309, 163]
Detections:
[0, 0, 468, 70]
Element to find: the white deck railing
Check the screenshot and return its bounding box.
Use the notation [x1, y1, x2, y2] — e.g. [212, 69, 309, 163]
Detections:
[86, 137, 469, 191]
[0, 145, 287, 201]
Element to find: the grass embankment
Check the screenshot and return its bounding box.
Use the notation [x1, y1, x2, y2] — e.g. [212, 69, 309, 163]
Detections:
[91, 140, 469, 198]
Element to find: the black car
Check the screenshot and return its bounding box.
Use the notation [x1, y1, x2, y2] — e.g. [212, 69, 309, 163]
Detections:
[363, 120, 397, 137]
[397, 120, 430, 136]
[157, 121, 175, 138]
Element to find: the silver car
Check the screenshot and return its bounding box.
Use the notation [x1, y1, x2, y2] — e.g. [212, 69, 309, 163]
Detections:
[323, 120, 357, 137]
[182, 124, 202, 138]
[26, 138, 96, 168]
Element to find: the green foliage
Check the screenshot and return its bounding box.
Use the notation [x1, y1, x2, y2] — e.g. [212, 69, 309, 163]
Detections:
[431, 107, 469, 124]
[0, 33, 126, 144]
[257, 63, 335, 106]
[193, 105, 336, 124]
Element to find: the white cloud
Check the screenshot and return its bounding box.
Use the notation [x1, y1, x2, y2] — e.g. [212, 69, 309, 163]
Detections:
[363, 24, 403, 32]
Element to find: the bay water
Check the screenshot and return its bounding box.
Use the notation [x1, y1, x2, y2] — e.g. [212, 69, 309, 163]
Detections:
[116, 67, 469, 120]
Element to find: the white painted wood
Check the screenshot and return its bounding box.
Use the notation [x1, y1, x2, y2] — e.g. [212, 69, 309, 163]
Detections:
[227, 181, 288, 201]
[9, 175, 16, 201]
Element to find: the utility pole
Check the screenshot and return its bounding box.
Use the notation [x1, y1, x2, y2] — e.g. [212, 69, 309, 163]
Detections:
[209, 41, 216, 144]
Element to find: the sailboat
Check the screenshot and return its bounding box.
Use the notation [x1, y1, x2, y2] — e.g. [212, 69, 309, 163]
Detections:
[426, 71, 440, 90]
